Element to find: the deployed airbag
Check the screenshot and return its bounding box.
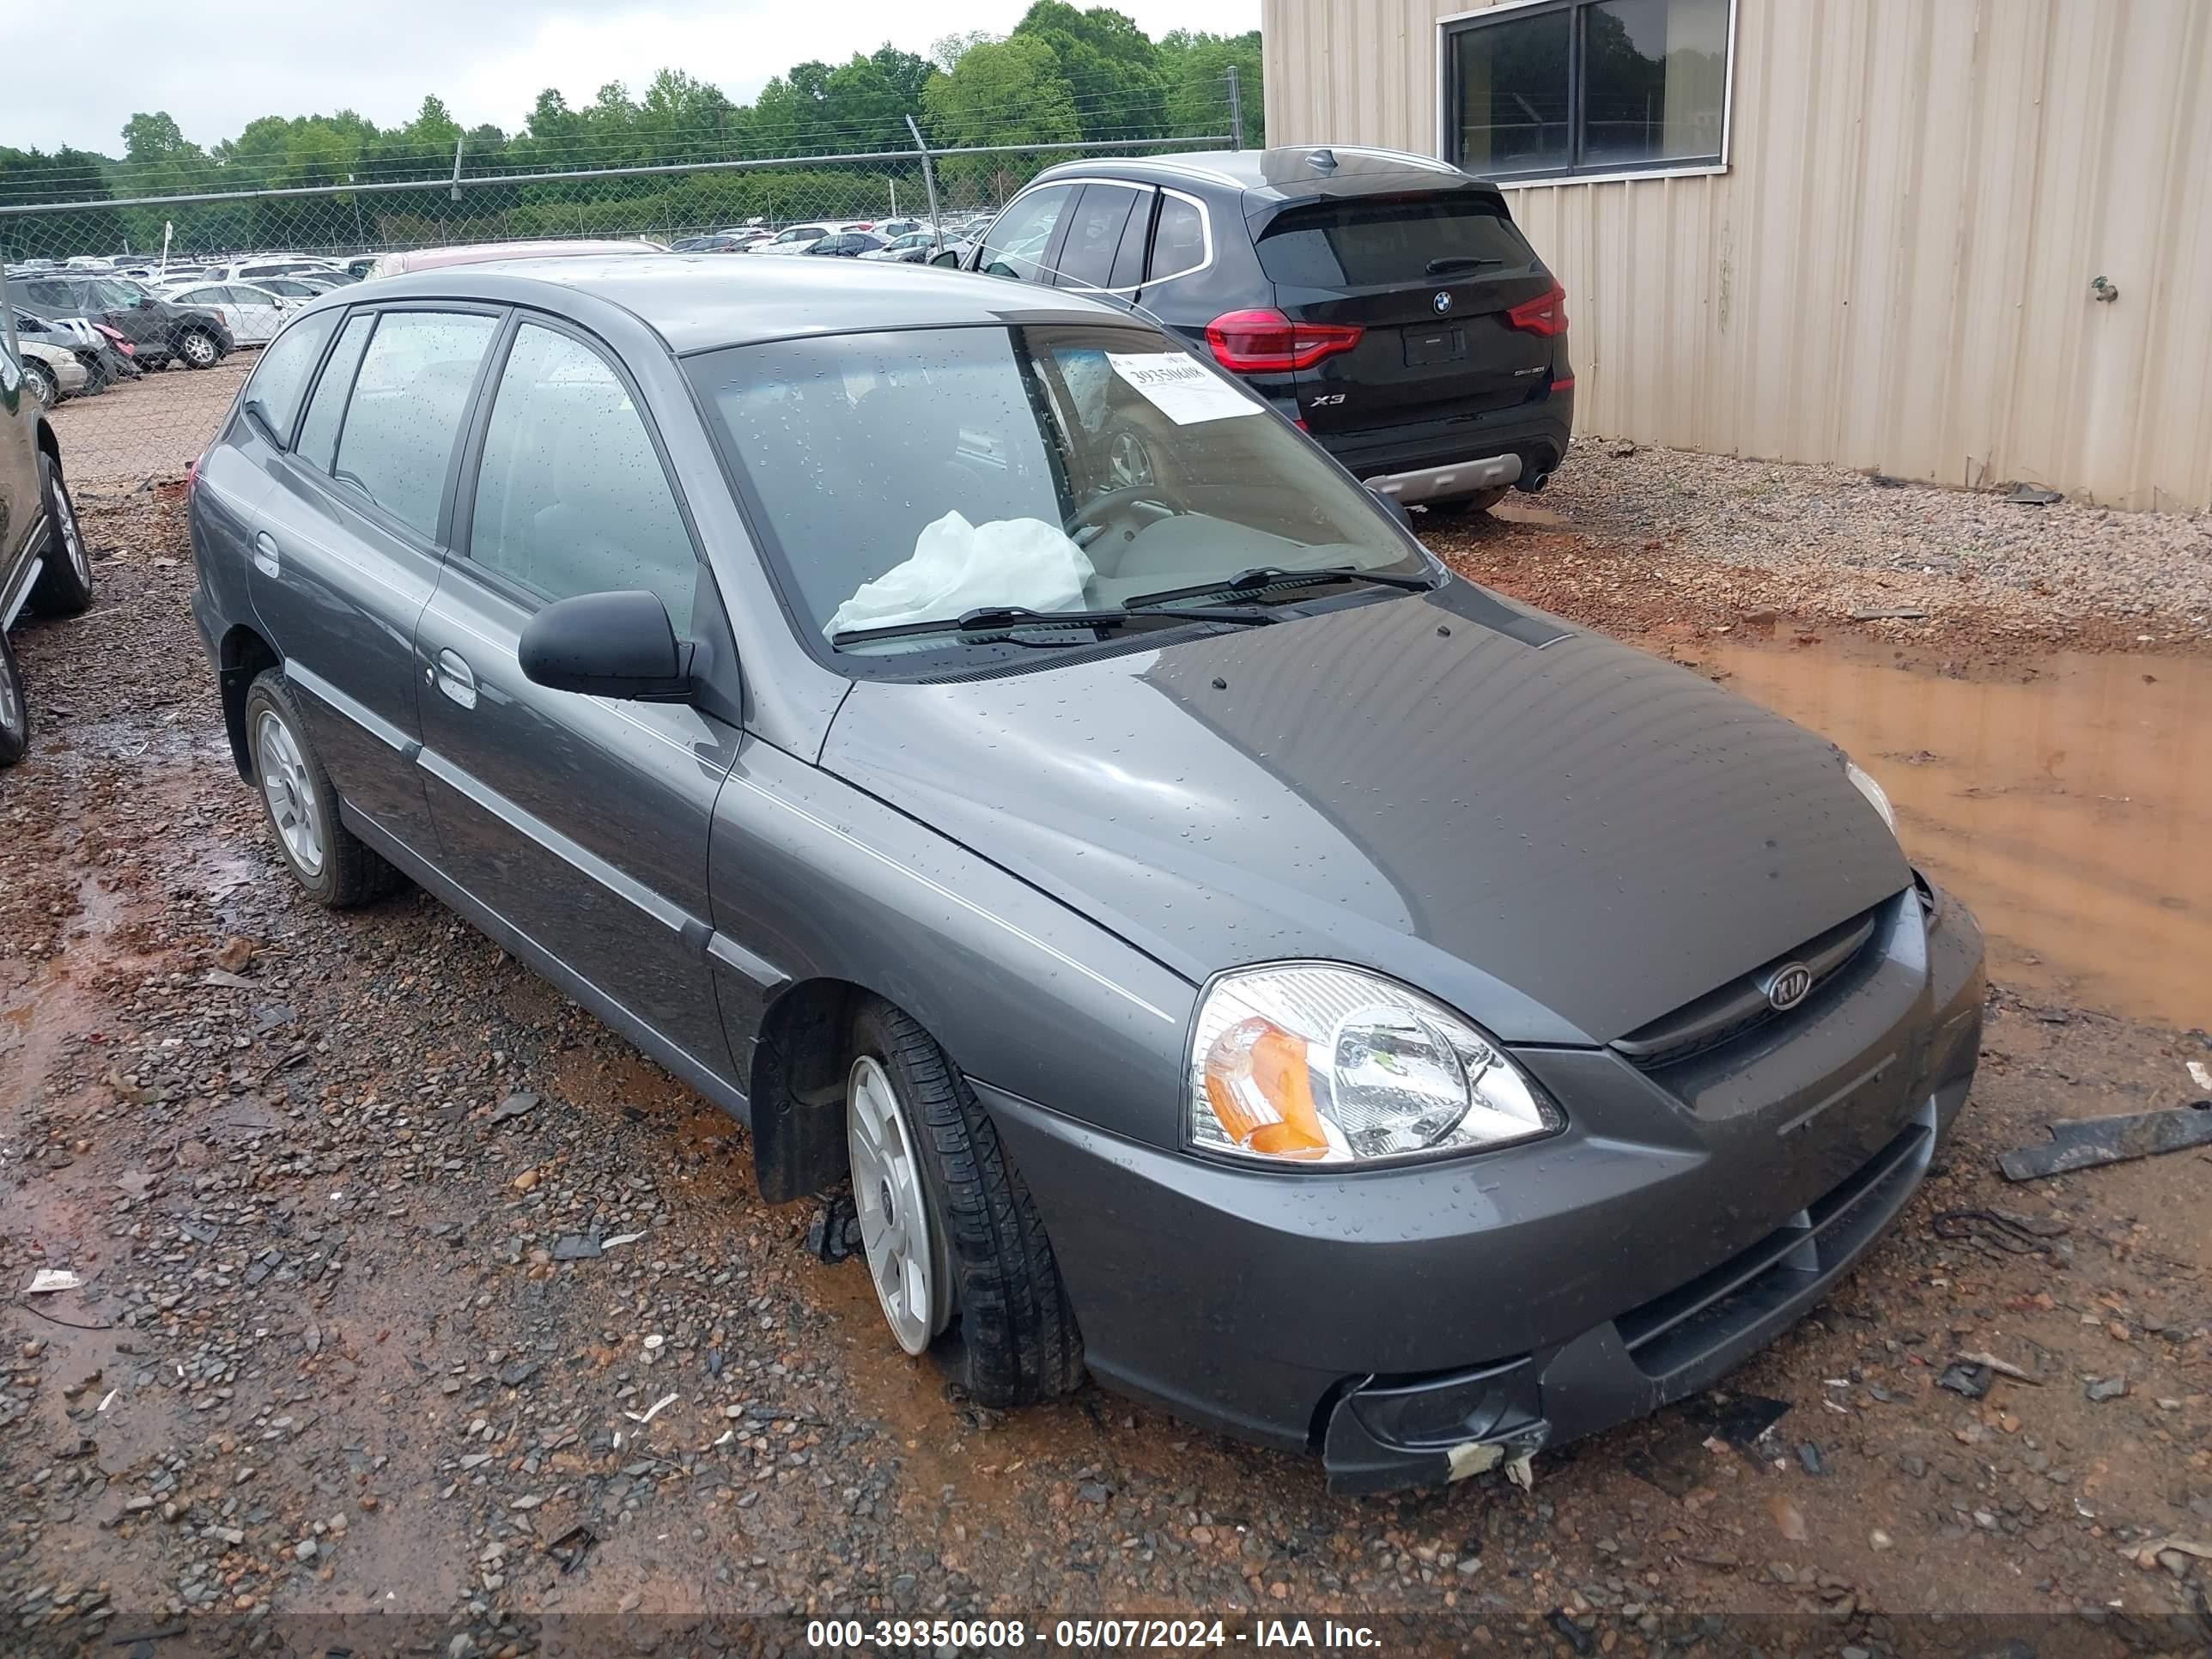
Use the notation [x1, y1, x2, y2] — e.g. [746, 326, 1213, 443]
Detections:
[825, 511, 1097, 638]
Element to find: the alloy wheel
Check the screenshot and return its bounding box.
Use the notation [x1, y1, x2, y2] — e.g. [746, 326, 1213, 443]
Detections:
[847, 1054, 939, 1355]
[255, 709, 325, 877]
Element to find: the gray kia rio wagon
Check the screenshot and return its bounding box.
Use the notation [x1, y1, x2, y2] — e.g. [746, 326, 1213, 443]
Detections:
[188, 257, 1985, 1492]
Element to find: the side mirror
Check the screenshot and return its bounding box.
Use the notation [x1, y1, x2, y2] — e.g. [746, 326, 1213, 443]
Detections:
[1368, 484, 1414, 531]
[518, 590, 693, 702]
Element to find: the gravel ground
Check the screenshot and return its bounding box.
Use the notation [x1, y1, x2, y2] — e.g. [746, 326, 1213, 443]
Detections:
[43, 359, 251, 487]
[1425, 443, 2212, 654]
[2, 496, 2209, 1658]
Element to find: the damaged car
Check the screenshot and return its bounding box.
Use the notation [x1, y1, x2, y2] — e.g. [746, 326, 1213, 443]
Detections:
[185, 257, 1985, 1492]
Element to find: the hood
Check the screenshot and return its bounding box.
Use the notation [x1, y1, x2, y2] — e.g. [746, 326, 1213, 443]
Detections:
[819, 585, 1912, 1046]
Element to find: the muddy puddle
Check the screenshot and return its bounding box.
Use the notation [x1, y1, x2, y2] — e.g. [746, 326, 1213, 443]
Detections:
[1694, 638, 2211, 1030]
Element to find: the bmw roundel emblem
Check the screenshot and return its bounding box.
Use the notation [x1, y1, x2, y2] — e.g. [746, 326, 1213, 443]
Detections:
[1765, 963, 1815, 1012]
[1432, 290, 1454, 315]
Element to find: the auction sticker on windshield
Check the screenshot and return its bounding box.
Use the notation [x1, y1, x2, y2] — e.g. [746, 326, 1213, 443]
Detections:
[1106, 352, 1261, 426]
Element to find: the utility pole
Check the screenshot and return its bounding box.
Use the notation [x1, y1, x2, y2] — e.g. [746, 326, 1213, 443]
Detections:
[905, 115, 945, 255]
[1226, 65, 1244, 150]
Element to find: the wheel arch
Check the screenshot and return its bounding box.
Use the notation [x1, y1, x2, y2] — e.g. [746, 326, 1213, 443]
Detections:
[217, 625, 282, 778]
[746, 975, 868, 1204]
[34, 418, 61, 469]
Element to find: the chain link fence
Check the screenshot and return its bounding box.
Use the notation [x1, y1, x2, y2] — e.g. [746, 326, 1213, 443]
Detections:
[3, 77, 1242, 487]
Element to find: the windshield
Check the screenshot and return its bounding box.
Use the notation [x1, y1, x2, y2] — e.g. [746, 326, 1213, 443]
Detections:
[686, 322, 1428, 668]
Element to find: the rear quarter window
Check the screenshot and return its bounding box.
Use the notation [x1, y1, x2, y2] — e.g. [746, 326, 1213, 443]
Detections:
[1255, 196, 1537, 289]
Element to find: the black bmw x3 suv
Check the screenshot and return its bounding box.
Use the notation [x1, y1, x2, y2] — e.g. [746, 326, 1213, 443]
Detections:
[957, 145, 1573, 516]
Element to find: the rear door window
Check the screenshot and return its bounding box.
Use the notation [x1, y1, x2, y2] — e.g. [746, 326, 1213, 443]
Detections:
[240, 307, 340, 447]
[1052, 185, 1140, 290]
[328, 311, 498, 537]
[1146, 196, 1208, 281]
[1255, 196, 1537, 289]
[295, 311, 375, 472]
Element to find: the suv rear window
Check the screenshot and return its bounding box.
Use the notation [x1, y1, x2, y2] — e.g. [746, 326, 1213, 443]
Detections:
[1255, 196, 1536, 289]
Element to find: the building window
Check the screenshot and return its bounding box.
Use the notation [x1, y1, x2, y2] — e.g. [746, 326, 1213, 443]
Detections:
[1445, 0, 1729, 179]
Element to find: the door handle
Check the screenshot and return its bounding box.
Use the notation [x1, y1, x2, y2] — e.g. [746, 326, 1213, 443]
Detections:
[431, 647, 478, 710]
[252, 532, 280, 578]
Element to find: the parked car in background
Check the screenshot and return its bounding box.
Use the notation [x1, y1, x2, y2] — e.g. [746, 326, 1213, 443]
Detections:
[804, 231, 892, 259]
[860, 230, 948, 264]
[15, 338, 87, 408]
[158, 281, 297, 347]
[672, 233, 757, 253]
[963, 146, 1575, 518]
[11, 310, 118, 393]
[10, 272, 233, 369]
[185, 257, 1982, 1492]
[750, 223, 842, 256]
[1, 276, 97, 765]
[205, 255, 343, 285]
[364, 240, 665, 279]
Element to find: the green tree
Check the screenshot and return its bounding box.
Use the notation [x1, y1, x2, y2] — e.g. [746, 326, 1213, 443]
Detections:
[1158, 29, 1263, 147]
[922, 35, 1080, 149]
[1010, 3, 1167, 142]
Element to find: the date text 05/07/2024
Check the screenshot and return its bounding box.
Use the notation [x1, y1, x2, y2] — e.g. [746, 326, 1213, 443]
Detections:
[803, 1618, 1387, 1650]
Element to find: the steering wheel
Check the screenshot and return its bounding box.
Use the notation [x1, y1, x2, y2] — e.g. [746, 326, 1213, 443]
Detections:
[1066, 483, 1176, 541]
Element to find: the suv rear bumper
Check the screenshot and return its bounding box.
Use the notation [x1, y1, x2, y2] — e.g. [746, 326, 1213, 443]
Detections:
[1317, 393, 1573, 500]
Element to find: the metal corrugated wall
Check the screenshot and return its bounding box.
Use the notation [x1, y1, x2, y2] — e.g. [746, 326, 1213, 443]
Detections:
[1261, 0, 2212, 509]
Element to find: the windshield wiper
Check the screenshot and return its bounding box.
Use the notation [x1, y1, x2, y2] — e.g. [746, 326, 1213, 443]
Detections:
[830, 605, 1129, 647]
[1119, 566, 1434, 612]
[1425, 255, 1505, 275]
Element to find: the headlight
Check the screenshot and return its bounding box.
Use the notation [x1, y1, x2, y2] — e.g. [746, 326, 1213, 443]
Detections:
[1188, 964, 1562, 1167]
[1845, 758, 1898, 835]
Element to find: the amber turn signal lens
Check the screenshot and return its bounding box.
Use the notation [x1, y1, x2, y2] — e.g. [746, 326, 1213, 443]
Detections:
[1201, 1016, 1332, 1159]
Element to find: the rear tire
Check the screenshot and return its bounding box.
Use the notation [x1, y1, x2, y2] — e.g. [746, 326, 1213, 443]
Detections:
[242, 670, 400, 908]
[177, 328, 221, 369]
[30, 453, 94, 617]
[1420, 485, 1511, 520]
[0, 633, 27, 768]
[846, 997, 1085, 1407]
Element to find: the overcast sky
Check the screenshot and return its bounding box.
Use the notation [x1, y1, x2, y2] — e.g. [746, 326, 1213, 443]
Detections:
[7, 0, 1263, 156]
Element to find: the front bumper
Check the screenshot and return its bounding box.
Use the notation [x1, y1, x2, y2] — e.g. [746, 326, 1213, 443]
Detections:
[982, 880, 1984, 1493]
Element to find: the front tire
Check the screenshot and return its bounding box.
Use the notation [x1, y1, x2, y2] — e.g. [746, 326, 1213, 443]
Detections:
[21, 360, 58, 410]
[177, 328, 221, 369]
[30, 453, 94, 617]
[242, 671, 399, 908]
[0, 633, 27, 768]
[845, 998, 1084, 1406]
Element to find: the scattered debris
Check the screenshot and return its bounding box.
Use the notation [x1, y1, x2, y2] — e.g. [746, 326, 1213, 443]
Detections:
[601, 1231, 646, 1249]
[2188, 1060, 2212, 1093]
[211, 935, 260, 973]
[1769, 1492, 1809, 1541]
[489, 1091, 539, 1125]
[1850, 605, 1930, 621]
[808, 1194, 861, 1264]
[27, 1269, 83, 1295]
[2004, 483, 2063, 506]
[1937, 1362, 1994, 1401]
[115, 1170, 155, 1201]
[1796, 1442, 1826, 1476]
[548, 1524, 599, 1575]
[96, 1388, 118, 1413]
[550, 1234, 602, 1261]
[1931, 1207, 2073, 1262]
[1954, 1350, 2041, 1384]
[2085, 1376, 2130, 1403]
[201, 968, 255, 990]
[2122, 1537, 2212, 1571]
[1998, 1102, 2212, 1180]
[623, 1392, 678, 1426]
[1504, 1451, 1535, 1492]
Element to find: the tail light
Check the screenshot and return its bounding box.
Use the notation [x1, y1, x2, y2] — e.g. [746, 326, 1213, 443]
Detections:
[1205, 308, 1364, 374]
[1504, 280, 1570, 338]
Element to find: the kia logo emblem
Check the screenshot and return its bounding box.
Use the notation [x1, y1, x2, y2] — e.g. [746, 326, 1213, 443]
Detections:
[1432, 291, 1454, 314]
[1765, 963, 1815, 1012]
